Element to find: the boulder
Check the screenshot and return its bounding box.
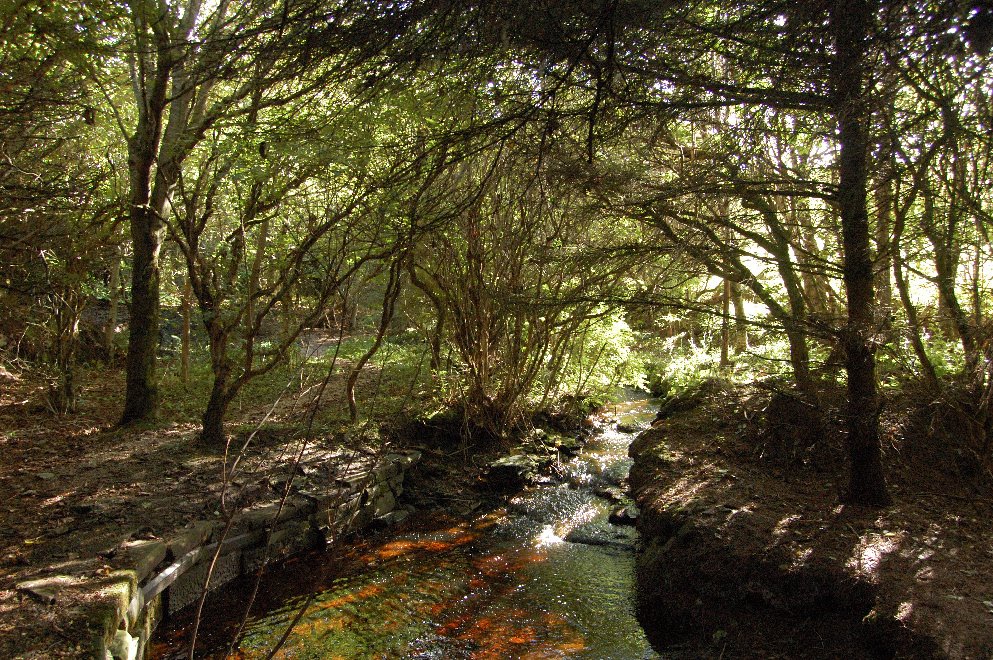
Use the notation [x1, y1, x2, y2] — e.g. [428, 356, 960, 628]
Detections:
[594, 485, 627, 503]
[486, 454, 540, 490]
[553, 435, 583, 457]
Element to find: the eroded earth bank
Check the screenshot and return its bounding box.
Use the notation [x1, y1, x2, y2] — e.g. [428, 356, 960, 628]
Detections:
[628, 381, 993, 659]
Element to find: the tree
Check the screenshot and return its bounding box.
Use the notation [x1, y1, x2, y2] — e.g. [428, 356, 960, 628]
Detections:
[0, 0, 122, 409]
[486, 0, 896, 502]
[831, 0, 890, 505]
[116, 0, 385, 423]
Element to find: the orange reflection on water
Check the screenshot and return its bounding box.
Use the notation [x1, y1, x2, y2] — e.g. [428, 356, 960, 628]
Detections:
[447, 606, 587, 659]
[364, 528, 480, 561]
[472, 549, 548, 576]
[310, 582, 384, 613]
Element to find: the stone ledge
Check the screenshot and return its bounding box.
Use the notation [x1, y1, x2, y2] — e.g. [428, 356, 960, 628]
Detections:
[18, 448, 421, 660]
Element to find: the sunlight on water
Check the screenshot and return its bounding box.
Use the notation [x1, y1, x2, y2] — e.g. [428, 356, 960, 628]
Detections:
[536, 524, 565, 547]
[160, 398, 659, 659]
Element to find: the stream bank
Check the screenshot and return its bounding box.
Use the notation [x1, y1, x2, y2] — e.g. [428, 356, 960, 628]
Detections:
[628, 381, 993, 658]
[16, 444, 423, 660]
[154, 398, 659, 658]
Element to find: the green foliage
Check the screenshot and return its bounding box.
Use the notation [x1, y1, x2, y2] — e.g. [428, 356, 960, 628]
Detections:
[1, 0, 989, 464]
[920, 335, 966, 380]
[641, 335, 722, 396]
[556, 311, 645, 397]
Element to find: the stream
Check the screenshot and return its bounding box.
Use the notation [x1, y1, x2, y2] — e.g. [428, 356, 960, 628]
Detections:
[155, 399, 658, 659]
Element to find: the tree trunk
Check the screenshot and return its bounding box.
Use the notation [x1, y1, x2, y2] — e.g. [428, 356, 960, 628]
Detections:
[720, 277, 731, 368]
[832, 0, 890, 506]
[346, 260, 404, 421]
[201, 369, 231, 446]
[181, 276, 191, 384]
[784, 321, 814, 393]
[407, 262, 446, 371]
[120, 8, 171, 425]
[121, 0, 206, 424]
[121, 146, 164, 424]
[893, 249, 940, 391]
[731, 282, 747, 351]
[873, 146, 894, 335]
[932, 234, 978, 371]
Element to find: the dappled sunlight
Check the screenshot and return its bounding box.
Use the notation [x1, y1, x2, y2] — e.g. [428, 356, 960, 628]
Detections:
[660, 474, 713, 503]
[310, 583, 385, 614]
[363, 525, 480, 561]
[472, 549, 549, 576]
[847, 532, 902, 580]
[183, 400, 658, 659]
[772, 514, 800, 539]
[40, 491, 74, 508]
[366, 535, 467, 561]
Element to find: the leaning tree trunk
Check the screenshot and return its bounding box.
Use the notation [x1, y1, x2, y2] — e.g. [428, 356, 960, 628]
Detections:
[201, 366, 233, 446]
[832, 0, 891, 506]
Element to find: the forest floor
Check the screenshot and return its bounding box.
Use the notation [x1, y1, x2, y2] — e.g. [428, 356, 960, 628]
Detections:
[629, 380, 993, 659]
[0, 352, 425, 659]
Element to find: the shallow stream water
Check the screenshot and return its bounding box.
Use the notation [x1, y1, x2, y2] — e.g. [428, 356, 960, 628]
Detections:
[156, 399, 658, 659]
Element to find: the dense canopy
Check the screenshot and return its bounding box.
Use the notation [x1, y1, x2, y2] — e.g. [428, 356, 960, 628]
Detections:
[2, 0, 992, 505]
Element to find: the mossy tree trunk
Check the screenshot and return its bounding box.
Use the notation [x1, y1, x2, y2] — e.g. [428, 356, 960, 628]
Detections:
[120, 0, 202, 425]
[201, 357, 233, 446]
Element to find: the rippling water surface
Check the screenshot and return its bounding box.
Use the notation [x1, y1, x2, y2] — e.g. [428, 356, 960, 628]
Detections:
[157, 399, 658, 659]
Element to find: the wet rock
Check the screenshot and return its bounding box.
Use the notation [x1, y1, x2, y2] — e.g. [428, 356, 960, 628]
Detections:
[452, 499, 482, 515]
[609, 505, 640, 526]
[601, 459, 634, 486]
[553, 435, 583, 457]
[371, 487, 396, 517]
[376, 509, 410, 526]
[565, 522, 636, 549]
[594, 485, 627, 503]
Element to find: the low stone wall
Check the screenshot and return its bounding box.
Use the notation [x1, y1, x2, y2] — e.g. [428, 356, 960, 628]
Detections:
[18, 449, 420, 660]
